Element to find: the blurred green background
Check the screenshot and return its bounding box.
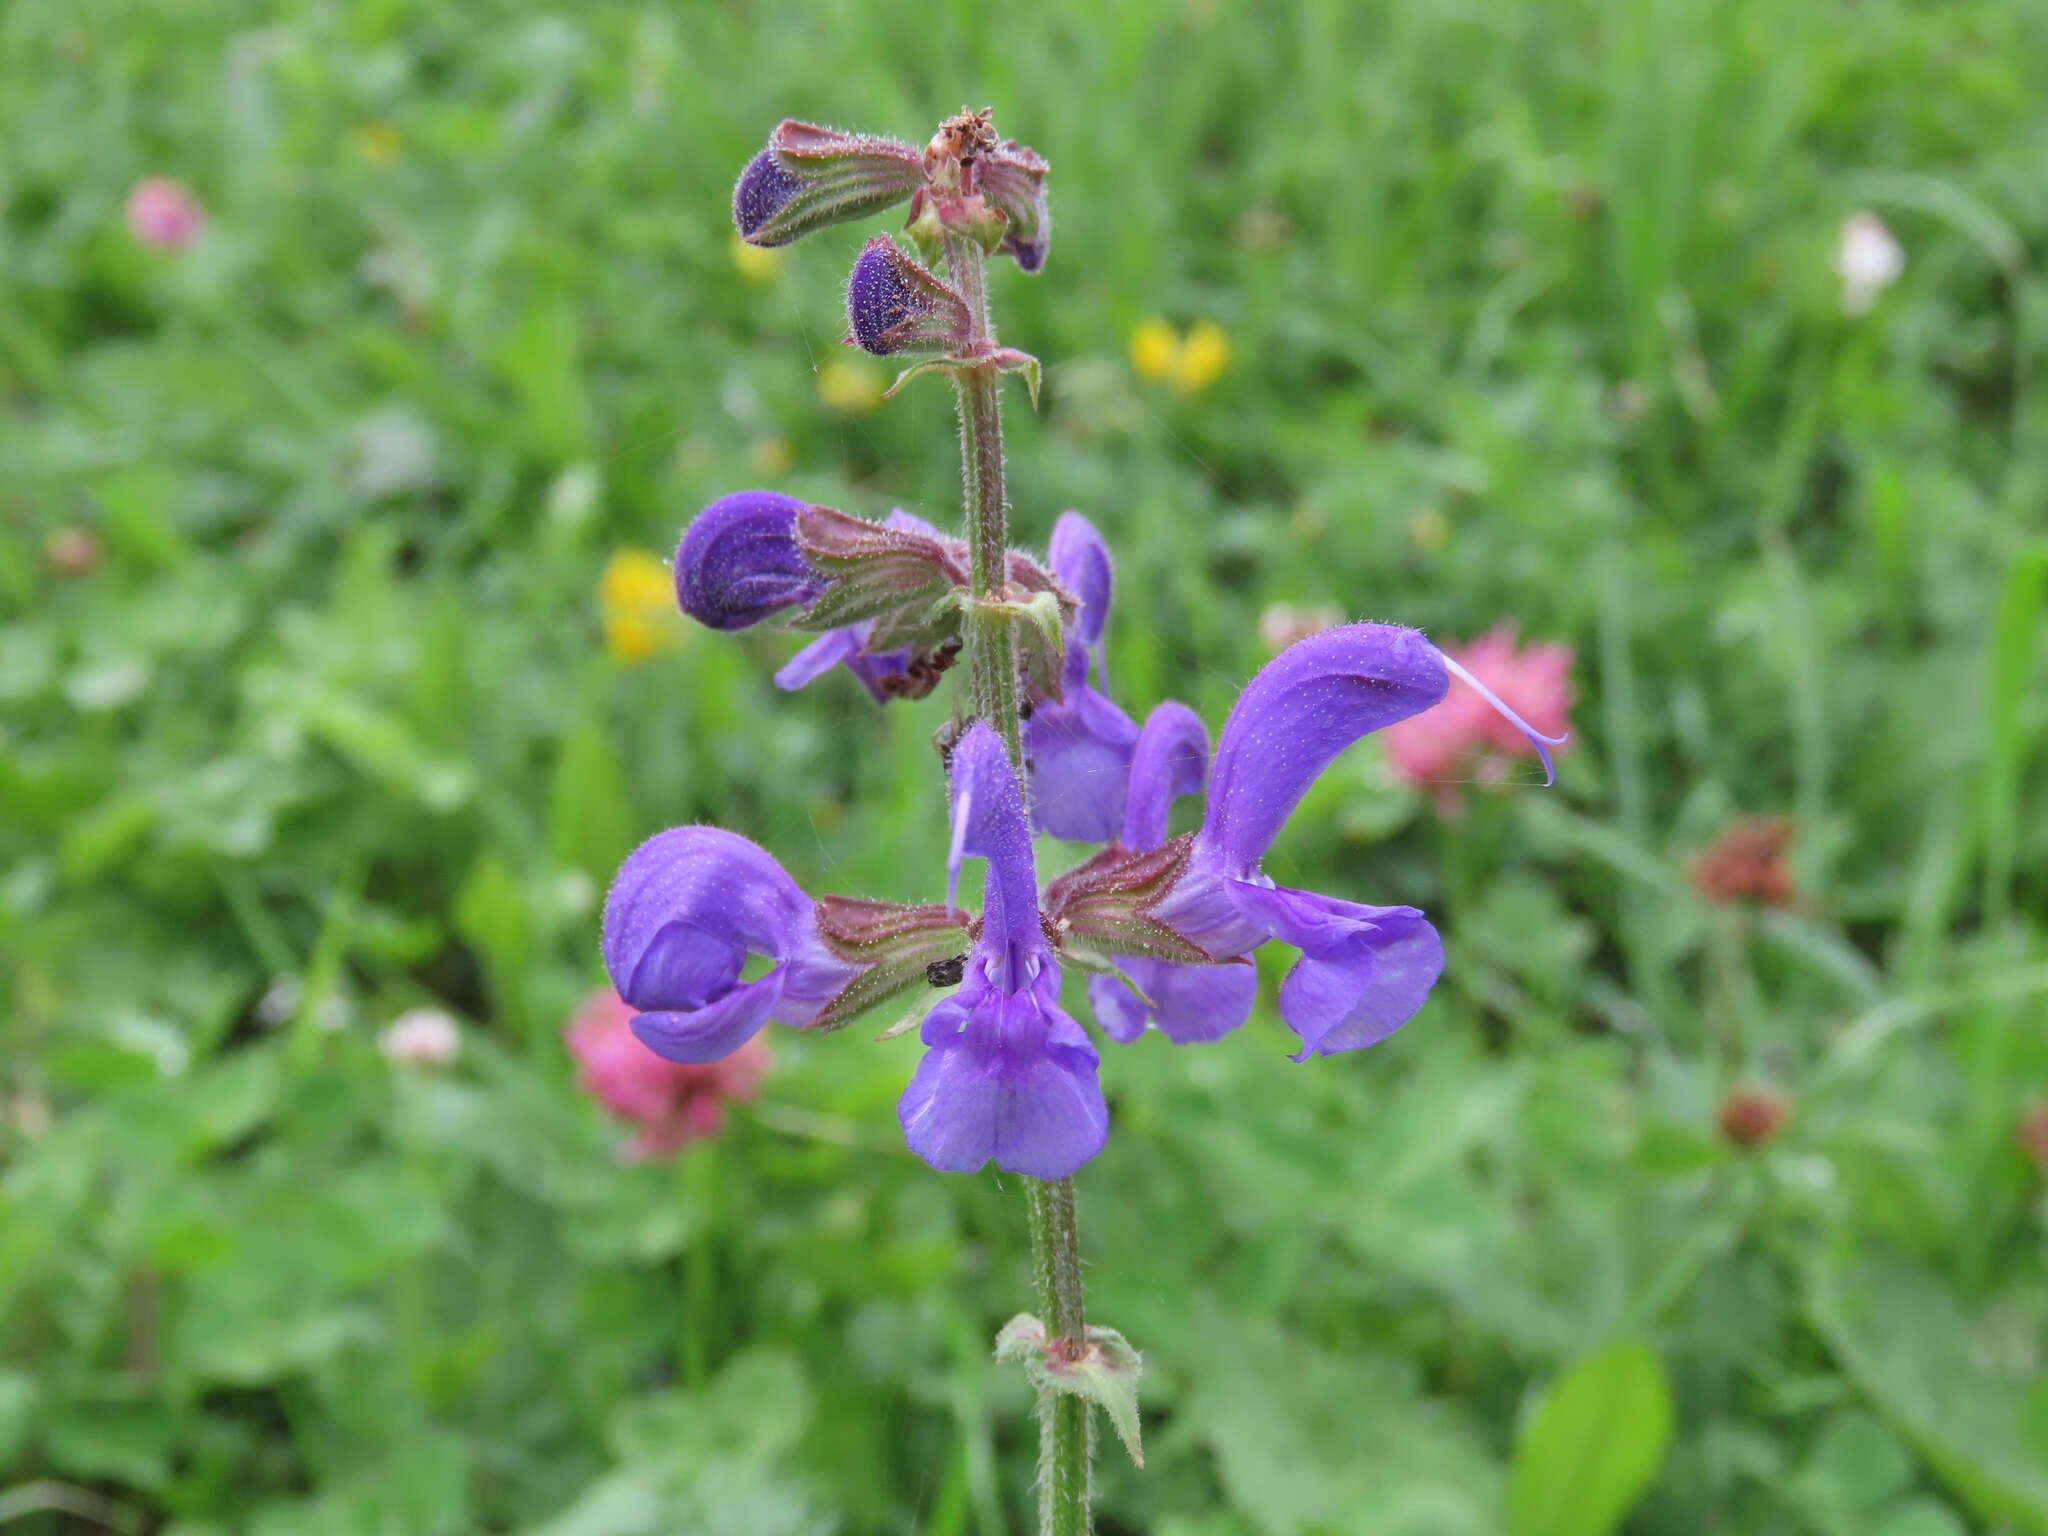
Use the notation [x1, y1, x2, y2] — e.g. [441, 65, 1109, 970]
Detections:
[5, 1, 2048, 1532]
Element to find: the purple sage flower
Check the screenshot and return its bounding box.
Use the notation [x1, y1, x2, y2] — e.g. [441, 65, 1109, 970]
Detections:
[898, 723, 1107, 1178]
[847, 237, 972, 357]
[1028, 512, 1138, 843]
[1136, 622, 1557, 1059]
[1142, 625, 1453, 1058]
[1085, 702, 1259, 1045]
[674, 491, 825, 631]
[603, 826, 857, 1063]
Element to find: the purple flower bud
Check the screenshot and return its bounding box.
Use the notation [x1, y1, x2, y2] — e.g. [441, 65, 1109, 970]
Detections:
[732, 150, 803, 245]
[673, 491, 824, 631]
[979, 139, 1051, 273]
[733, 121, 923, 248]
[847, 237, 972, 357]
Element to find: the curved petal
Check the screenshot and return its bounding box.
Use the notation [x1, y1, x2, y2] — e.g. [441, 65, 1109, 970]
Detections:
[1225, 882, 1442, 1060]
[1048, 512, 1113, 653]
[947, 724, 1043, 982]
[1121, 700, 1208, 851]
[899, 967, 1107, 1178]
[773, 626, 866, 691]
[1203, 624, 1447, 874]
[1086, 972, 1150, 1044]
[629, 968, 785, 1064]
[1027, 678, 1139, 844]
[1118, 956, 1260, 1045]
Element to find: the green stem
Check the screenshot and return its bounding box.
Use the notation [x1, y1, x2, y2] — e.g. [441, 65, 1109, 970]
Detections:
[942, 222, 1093, 1536]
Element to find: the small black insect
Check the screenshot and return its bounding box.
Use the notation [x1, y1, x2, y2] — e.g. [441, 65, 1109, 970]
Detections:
[924, 953, 967, 987]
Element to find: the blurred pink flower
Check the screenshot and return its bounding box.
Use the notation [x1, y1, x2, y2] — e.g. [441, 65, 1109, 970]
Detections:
[126, 177, 204, 250]
[1385, 626, 1574, 813]
[564, 988, 771, 1161]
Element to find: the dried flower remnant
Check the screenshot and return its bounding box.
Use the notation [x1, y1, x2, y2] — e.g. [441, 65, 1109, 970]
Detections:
[565, 989, 771, 1160]
[1719, 1086, 1791, 1149]
[600, 549, 687, 663]
[1384, 626, 1575, 812]
[1834, 212, 1903, 316]
[127, 177, 204, 250]
[379, 1008, 461, 1067]
[1690, 817, 1797, 907]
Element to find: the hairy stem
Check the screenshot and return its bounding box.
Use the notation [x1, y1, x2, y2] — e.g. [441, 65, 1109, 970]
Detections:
[943, 223, 1093, 1536]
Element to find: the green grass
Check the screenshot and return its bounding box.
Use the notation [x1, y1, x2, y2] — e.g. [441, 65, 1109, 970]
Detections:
[4, 1, 2048, 1533]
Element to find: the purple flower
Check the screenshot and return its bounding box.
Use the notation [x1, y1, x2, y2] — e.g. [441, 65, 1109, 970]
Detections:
[846, 237, 971, 357]
[1140, 625, 1448, 1057]
[898, 724, 1107, 1178]
[603, 826, 856, 1063]
[674, 491, 825, 631]
[1086, 702, 1259, 1045]
[1028, 513, 1138, 842]
[1136, 624, 1507, 1059]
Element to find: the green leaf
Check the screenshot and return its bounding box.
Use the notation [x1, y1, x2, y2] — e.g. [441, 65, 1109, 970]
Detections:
[995, 1314, 1146, 1469]
[548, 715, 630, 881]
[1508, 1339, 1674, 1536]
[0, 1368, 37, 1465]
[1805, 1250, 2048, 1532]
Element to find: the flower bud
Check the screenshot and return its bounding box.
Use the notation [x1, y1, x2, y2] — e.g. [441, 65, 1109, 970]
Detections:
[733, 120, 923, 248]
[674, 491, 824, 631]
[979, 140, 1050, 272]
[847, 237, 973, 357]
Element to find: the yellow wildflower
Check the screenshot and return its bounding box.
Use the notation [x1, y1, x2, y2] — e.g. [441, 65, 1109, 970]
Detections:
[355, 122, 402, 166]
[817, 354, 885, 415]
[1176, 321, 1230, 392]
[599, 549, 684, 665]
[731, 232, 782, 283]
[1128, 319, 1180, 382]
[1127, 318, 1231, 394]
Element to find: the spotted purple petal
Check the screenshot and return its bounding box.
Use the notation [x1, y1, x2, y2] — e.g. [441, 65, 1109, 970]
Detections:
[1203, 623, 1448, 874]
